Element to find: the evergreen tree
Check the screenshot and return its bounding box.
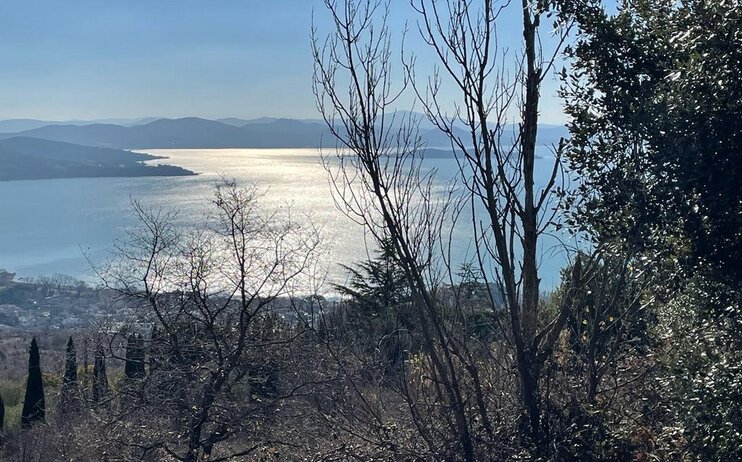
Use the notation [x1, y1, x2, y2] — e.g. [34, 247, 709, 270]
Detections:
[125, 333, 146, 379]
[149, 325, 161, 373]
[60, 336, 78, 413]
[82, 337, 89, 399]
[333, 239, 409, 317]
[562, 0, 742, 287]
[332, 241, 411, 375]
[124, 333, 136, 378]
[562, 1, 742, 458]
[1, 392, 5, 431]
[136, 334, 146, 377]
[92, 343, 109, 403]
[21, 337, 45, 427]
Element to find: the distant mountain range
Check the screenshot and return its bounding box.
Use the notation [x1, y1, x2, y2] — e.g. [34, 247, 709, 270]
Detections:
[0, 117, 568, 150]
[0, 137, 195, 181]
[0, 116, 568, 181]
[0, 117, 161, 133]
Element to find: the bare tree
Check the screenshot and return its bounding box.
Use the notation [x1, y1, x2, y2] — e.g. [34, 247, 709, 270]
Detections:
[313, 0, 582, 455]
[312, 1, 501, 459]
[98, 180, 321, 461]
[406, 0, 580, 443]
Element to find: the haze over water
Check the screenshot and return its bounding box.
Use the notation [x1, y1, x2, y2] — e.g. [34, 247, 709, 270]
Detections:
[0, 148, 569, 289]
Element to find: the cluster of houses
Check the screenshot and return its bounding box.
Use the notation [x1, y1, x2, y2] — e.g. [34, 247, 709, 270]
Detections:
[0, 269, 133, 330]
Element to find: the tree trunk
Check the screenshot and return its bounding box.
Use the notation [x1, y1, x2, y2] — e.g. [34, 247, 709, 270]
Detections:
[518, 0, 543, 443]
[516, 348, 541, 442]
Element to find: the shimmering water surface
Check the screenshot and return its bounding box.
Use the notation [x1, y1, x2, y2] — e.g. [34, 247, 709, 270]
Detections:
[0, 148, 570, 288]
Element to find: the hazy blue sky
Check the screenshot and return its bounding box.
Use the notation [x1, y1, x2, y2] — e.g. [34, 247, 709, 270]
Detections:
[0, 0, 567, 123]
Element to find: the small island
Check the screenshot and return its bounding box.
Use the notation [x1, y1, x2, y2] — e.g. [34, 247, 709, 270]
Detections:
[0, 136, 195, 181]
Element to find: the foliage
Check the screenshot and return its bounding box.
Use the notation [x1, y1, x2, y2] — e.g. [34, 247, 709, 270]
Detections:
[330, 240, 412, 375]
[562, 0, 742, 287]
[62, 337, 77, 387]
[333, 239, 410, 319]
[91, 343, 109, 404]
[59, 336, 79, 416]
[562, 1, 742, 460]
[655, 278, 742, 460]
[20, 338, 45, 428]
[123, 334, 145, 380]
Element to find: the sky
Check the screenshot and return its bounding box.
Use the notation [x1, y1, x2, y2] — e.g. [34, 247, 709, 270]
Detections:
[0, 0, 567, 123]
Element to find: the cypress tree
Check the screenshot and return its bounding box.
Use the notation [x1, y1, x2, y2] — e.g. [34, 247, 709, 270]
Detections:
[60, 336, 78, 413]
[92, 343, 109, 403]
[135, 334, 146, 377]
[149, 325, 160, 373]
[124, 333, 146, 379]
[21, 337, 45, 427]
[82, 337, 89, 399]
[122, 333, 147, 408]
[124, 333, 135, 378]
[1, 392, 5, 431]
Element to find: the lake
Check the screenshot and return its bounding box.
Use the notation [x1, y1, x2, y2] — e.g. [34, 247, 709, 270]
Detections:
[0, 148, 572, 289]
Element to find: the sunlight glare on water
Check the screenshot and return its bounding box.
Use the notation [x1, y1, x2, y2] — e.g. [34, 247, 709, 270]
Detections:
[0, 148, 570, 289]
